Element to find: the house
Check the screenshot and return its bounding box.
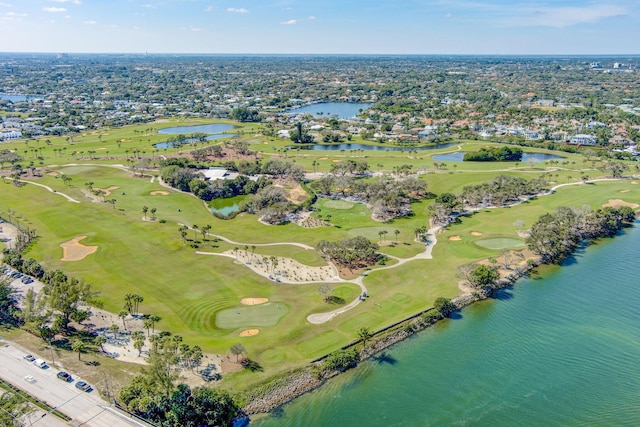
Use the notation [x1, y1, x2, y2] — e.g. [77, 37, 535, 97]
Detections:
[569, 134, 597, 145]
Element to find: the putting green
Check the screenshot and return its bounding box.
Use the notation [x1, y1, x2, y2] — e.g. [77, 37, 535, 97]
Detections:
[215, 303, 289, 329]
[348, 226, 398, 241]
[323, 199, 355, 210]
[475, 238, 526, 250]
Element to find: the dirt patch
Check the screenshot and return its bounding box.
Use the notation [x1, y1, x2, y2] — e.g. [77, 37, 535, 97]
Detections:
[619, 190, 630, 193]
[332, 159, 340, 162]
[99, 186, 119, 196]
[47, 172, 59, 177]
[262, 141, 269, 144]
[470, 231, 483, 236]
[60, 236, 98, 261]
[241, 298, 269, 306]
[286, 186, 309, 204]
[150, 190, 170, 195]
[319, 157, 328, 160]
[449, 235, 462, 241]
[631, 181, 638, 185]
[239, 329, 260, 337]
[602, 199, 639, 209]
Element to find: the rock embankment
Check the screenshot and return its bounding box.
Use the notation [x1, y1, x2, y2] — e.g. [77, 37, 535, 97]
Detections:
[242, 370, 324, 414]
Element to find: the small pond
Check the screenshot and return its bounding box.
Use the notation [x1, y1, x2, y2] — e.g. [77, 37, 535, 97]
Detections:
[0, 93, 32, 102]
[155, 124, 236, 148]
[286, 102, 374, 120]
[286, 142, 458, 152]
[432, 152, 565, 163]
[209, 195, 246, 217]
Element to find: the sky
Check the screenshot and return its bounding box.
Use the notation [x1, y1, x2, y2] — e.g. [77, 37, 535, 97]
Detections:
[0, 0, 638, 54]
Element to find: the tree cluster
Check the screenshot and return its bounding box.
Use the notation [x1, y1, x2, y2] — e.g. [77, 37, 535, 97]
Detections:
[527, 206, 635, 264]
[317, 236, 379, 269]
[464, 146, 523, 162]
[461, 174, 548, 208]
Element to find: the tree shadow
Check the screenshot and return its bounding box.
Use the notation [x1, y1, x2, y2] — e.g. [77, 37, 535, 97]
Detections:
[448, 311, 463, 320]
[372, 352, 397, 366]
[491, 287, 514, 301]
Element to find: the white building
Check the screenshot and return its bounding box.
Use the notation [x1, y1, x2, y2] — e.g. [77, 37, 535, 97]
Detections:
[570, 134, 597, 145]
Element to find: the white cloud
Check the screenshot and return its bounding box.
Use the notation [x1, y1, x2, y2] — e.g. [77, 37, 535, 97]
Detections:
[514, 4, 627, 28]
[0, 3, 13, 7]
[5, 12, 26, 17]
[49, 0, 81, 4]
[281, 19, 297, 25]
[42, 7, 67, 13]
[227, 7, 249, 13]
[204, 6, 214, 12]
[308, 15, 316, 20]
[83, 20, 96, 25]
[141, 4, 155, 9]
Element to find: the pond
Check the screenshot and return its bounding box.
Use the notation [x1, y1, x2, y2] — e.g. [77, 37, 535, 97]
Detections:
[0, 93, 32, 102]
[286, 102, 374, 120]
[432, 152, 565, 163]
[154, 123, 236, 148]
[286, 142, 458, 152]
[209, 195, 246, 217]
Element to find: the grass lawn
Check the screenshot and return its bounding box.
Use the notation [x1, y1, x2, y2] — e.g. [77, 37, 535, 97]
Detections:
[2, 119, 638, 397]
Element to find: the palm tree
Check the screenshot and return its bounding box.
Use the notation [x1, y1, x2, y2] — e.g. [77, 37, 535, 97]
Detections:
[118, 310, 128, 330]
[94, 335, 107, 353]
[192, 224, 199, 240]
[72, 340, 86, 361]
[378, 230, 384, 242]
[142, 206, 148, 219]
[394, 229, 400, 243]
[109, 323, 119, 340]
[357, 327, 373, 350]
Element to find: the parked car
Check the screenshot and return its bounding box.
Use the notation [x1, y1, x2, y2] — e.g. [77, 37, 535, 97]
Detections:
[24, 375, 36, 383]
[57, 371, 73, 382]
[75, 381, 92, 392]
[23, 354, 35, 362]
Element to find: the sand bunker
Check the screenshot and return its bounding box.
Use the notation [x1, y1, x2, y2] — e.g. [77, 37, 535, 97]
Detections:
[631, 181, 638, 185]
[150, 190, 170, 195]
[60, 236, 98, 261]
[241, 298, 269, 306]
[262, 141, 269, 144]
[602, 199, 640, 209]
[619, 190, 630, 193]
[319, 157, 328, 160]
[97, 186, 119, 196]
[449, 235, 462, 241]
[239, 329, 259, 337]
[471, 231, 483, 236]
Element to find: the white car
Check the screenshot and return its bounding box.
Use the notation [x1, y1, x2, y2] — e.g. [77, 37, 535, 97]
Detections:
[24, 375, 36, 383]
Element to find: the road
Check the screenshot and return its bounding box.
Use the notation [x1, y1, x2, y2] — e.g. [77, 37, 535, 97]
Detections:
[0, 340, 150, 427]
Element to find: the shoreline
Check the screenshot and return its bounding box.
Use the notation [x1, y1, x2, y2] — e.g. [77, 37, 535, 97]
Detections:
[242, 253, 539, 415]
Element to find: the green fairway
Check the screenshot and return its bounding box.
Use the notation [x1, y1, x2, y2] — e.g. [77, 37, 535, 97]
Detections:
[215, 303, 290, 329]
[475, 238, 526, 250]
[323, 199, 355, 210]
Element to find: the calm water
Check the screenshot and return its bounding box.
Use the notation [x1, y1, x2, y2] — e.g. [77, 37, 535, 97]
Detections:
[210, 195, 246, 216]
[254, 226, 640, 426]
[286, 102, 374, 120]
[0, 93, 31, 102]
[286, 142, 458, 152]
[155, 124, 236, 148]
[432, 152, 565, 163]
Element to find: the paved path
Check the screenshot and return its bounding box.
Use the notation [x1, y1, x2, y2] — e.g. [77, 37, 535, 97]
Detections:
[6, 178, 80, 203]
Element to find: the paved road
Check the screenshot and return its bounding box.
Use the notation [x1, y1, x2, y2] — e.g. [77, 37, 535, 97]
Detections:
[0, 340, 149, 427]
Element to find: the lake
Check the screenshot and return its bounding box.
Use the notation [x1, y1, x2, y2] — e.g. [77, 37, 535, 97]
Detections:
[286, 102, 374, 120]
[432, 152, 565, 163]
[155, 124, 236, 148]
[0, 93, 31, 102]
[210, 195, 246, 216]
[286, 142, 458, 152]
[253, 225, 640, 426]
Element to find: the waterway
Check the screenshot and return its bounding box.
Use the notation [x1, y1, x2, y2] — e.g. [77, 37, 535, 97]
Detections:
[209, 195, 246, 216]
[432, 152, 565, 163]
[286, 142, 458, 152]
[286, 102, 374, 120]
[254, 225, 640, 426]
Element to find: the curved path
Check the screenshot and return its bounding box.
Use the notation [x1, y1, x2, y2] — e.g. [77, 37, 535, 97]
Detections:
[6, 178, 81, 203]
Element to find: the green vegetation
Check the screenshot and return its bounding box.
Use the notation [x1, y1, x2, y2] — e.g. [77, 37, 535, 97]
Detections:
[464, 146, 523, 162]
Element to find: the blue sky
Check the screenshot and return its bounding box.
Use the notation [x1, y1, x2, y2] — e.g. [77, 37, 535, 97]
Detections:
[1, 0, 638, 54]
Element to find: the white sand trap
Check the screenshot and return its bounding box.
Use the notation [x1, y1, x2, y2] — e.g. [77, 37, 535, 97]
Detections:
[262, 141, 269, 144]
[471, 231, 483, 236]
[60, 236, 98, 261]
[449, 235, 462, 241]
[603, 199, 639, 209]
[619, 190, 630, 193]
[241, 298, 269, 306]
[631, 181, 639, 185]
[240, 329, 259, 337]
[97, 186, 119, 196]
[319, 157, 328, 160]
[150, 190, 170, 195]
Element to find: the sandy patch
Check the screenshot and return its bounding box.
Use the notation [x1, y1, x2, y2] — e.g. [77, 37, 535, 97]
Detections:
[150, 190, 170, 195]
[602, 199, 640, 209]
[287, 187, 309, 204]
[96, 148, 107, 151]
[470, 231, 483, 236]
[631, 181, 638, 185]
[232, 250, 337, 282]
[99, 186, 119, 196]
[332, 159, 341, 162]
[619, 190, 630, 193]
[262, 141, 269, 144]
[241, 298, 269, 305]
[47, 172, 59, 177]
[449, 235, 462, 241]
[239, 329, 259, 337]
[319, 157, 328, 160]
[60, 236, 98, 261]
